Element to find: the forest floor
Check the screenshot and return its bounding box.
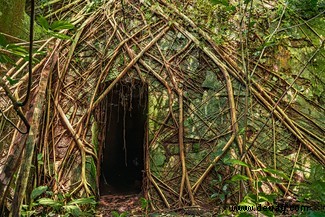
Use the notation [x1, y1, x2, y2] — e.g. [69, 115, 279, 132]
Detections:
[95, 193, 311, 217]
[96, 193, 215, 217]
[96, 194, 143, 216]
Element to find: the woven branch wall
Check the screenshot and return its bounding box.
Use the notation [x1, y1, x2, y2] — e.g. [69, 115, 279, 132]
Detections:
[1, 0, 324, 210]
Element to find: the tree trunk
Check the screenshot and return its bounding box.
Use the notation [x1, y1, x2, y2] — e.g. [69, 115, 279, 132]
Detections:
[0, 0, 26, 38]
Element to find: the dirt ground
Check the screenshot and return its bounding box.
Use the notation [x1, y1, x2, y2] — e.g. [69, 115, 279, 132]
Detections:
[96, 194, 215, 217]
[95, 194, 314, 217]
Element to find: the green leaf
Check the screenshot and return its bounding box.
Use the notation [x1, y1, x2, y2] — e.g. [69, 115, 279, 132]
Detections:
[192, 143, 200, 153]
[38, 198, 62, 207]
[238, 201, 255, 207]
[6, 44, 28, 57]
[241, 194, 256, 204]
[262, 176, 282, 184]
[31, 186, 48, 200]
[120, 212, 129, 217]
[37, 16, 50, 30]
[50, 20, 74, 31]
[258, 193, 276, 203]
[263, 168, 289, 180]
[225, 5, 236, 12]
[238, 128, 246, 135]
[211, 193, 218, 198]
[49, 32, 71, 40]
[0, 34, 8, 47]
[219, 193, 226, 201]
[57, 192, 64, 201]
[111, 211, 121, 217]
[0, 54, 14, 64]
[210, 0, 229, 6]
[63, 205, 82, 216]
[6, 77, 19, 85]
[224, 159, 249, 167]
[37, 153, 44, 165]
[308, 211, 325, 217]
[37, 153, 43, 161]
[222, 184, 229, 192]
[231, 174, 250, 182]
[152, 151, 166, 166]
[68, 197, 97, 205]
[20, 210, 37, 216]
[140, 197, 148, 209]
[237, 212, 254, 217]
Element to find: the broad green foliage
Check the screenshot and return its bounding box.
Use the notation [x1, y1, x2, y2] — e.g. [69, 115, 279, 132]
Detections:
[31, 186, 48, 200]
[0, 34, 28, 65]
[36, 16, 74, 40]
[22, 186, 97, 216]
[0, 15, 74, 70]
[288, 0, 325, 19]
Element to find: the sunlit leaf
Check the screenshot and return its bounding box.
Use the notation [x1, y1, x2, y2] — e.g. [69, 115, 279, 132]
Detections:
[38, 198, 62, 207]
[51, 20, 74, 31]
[6, 44, 28, 57]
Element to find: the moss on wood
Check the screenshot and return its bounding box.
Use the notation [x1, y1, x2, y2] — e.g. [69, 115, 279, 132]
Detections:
[0, 0, 28, 39]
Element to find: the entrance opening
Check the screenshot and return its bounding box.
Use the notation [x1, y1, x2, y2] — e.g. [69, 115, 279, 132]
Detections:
[100, 79, 147, 195]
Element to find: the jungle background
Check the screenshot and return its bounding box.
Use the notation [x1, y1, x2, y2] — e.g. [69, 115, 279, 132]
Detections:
[0, 0, 324, 216]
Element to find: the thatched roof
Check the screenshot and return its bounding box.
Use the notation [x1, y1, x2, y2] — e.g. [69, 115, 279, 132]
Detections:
[1, 0, 324, 212]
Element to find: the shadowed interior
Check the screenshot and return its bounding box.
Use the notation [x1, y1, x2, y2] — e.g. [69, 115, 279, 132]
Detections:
[100, 80, 147, 195]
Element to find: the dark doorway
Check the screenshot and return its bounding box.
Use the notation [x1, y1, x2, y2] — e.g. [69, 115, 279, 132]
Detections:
[100, 79, 147, 195]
